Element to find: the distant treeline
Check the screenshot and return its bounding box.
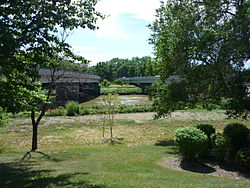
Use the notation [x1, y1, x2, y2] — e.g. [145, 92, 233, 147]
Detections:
[88, 56, 156, 81]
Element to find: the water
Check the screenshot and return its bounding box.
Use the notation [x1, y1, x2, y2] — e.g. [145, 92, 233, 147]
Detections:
[81, 95, 152, 107]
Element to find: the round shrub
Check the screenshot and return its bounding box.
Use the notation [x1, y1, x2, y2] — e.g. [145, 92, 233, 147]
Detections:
[235, 148, 250, 172]
[196, 124, 215, 139]
[175, 126, 208, 160]
[211, 133, 229, 160]
[223, 123, 249, 154]
[65, 101, 80, 116]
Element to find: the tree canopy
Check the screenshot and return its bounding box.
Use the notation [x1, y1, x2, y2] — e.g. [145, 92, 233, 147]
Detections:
[90, 56, 156, 81]
[0, 0, 102, 113]
[149, 0, 250, 118]
[0, 0, 103, 151]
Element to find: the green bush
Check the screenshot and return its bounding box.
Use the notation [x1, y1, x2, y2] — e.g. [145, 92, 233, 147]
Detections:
[101, 79, 111, 87]
[235, 148, 250, 172]
[0, 107, 9, 126]
[175, 126, 208, 160]
[112, 79, 124, 85]
[101, 87, 143, 95]
[80, 108, 95, 115]
[223, 123, 249, 155]
[65, 101, 80, 116]
[211, 133, 229, 160]
[196, 124, 215, 139]
[46, 106, 66, 116]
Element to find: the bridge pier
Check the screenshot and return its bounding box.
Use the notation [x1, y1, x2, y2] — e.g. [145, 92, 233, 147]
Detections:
[56, 83, 80, 103]
[55, 82, 100, 104]
[79, 83, 100, 103]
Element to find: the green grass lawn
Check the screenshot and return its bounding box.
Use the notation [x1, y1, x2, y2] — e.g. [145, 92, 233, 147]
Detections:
[1, 111, 250, 187]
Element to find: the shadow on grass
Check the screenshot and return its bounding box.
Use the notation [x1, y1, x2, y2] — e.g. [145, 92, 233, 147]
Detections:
[155, 139, 175, 147]
[180, 159, 216, 174]
[0, 162, 107, 188]
[155, 139, 179, 155]
[20, 151, 62, 162]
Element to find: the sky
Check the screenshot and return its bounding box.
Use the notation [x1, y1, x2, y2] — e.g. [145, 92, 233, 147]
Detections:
[67, 0, 161, 66]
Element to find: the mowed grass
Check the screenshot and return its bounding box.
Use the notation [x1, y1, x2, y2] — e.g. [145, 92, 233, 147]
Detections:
[1, 110, 250, 188]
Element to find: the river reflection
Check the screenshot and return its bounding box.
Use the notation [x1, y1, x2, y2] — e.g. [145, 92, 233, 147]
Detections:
[81, 95, 152, 107]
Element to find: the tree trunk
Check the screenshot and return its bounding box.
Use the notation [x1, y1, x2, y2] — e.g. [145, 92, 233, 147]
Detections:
[31, 123, 38, 151]
[110, 124, 113, 138]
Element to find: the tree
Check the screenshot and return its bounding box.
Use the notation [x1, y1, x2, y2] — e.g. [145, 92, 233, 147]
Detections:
[90, 56, 155, 81]
[149, 0, 250, 118]
[0, 0, 103, 151]
[102, 93, 121, 139]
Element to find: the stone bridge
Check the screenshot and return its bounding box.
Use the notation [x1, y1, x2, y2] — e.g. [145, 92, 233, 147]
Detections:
[39, 69, 100, 104]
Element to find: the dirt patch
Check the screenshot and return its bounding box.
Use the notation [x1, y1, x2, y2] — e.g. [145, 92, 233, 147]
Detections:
[163, 157, 250, 179]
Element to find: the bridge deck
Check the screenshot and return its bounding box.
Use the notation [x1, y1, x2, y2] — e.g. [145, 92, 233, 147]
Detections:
[39, 69, 100, 83]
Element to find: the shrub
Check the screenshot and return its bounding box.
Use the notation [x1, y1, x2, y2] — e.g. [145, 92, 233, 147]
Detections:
[175, 126, 208, 160]
[235, 148, 250, 172]
[65, 101, 80, 116]
[101, 79, 111, 87]
[80, 108, 95, 115]
[223, 123, 249, 155]
[100, 87, 143, 95]
[112, 79, 124, 85]
[0, 107, 8, 126]
[211, 133, 229, 160]
[119, 105, 153, 113]
[46, 106, 66, 116]
[196, 124, 215, 139]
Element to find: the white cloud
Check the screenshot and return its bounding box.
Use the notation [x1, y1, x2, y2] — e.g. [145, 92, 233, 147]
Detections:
[94, 0, 161, 39]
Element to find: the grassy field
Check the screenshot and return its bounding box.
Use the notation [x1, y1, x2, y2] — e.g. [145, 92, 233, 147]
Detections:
[1, 110, 250, 187]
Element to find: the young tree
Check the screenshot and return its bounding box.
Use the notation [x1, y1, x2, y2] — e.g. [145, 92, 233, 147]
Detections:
[149, 0, 250, 118]
[0, 0, 103, 151]
[102, 93, 121, 139]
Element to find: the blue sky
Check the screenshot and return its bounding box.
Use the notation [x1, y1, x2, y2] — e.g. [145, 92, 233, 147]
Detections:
[67, 0, 161, 65]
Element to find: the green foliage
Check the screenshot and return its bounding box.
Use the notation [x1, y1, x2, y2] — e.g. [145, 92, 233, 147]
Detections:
[175, 127, 208, 160]
[46, 106, 66, 116]
[65, 101, 80, 116]
[80, 108, 95, 115]
[0, 107, 8, 126]
[57, 59, 89, 73]
[149, 83, 188, 118]
[112, 79, 124, 85]
[235, 148, 250, 172]
[102, 93, 121, 138]
[223, 123, 250, 154]
[90, 56, 155, 80]
[196, 124, 215, 139]
[224, 98, 250, 119]
[101, 86, 143, 95]
[119, 105, 153, 113]
[46, 104, 154, 116]
[101, 79, 111, 87]
[211, 133, 230, 161]
[149, 0, 250, 118]
[0, 0, 103, 114]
